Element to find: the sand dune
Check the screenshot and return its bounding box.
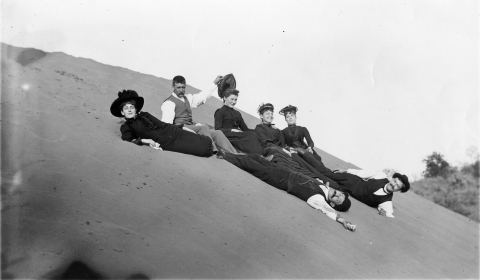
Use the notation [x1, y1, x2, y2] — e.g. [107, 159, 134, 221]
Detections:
[1, 43, 478, 279]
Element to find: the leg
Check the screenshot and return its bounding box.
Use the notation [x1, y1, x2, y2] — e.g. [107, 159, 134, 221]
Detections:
[299, 152, 332, 174]
[222, 153, 272, 181]
[165, 130, 214, 157]
[185, 124, 217, 152]
[291, 153, 340, 189]
[210, 130, 237, 153]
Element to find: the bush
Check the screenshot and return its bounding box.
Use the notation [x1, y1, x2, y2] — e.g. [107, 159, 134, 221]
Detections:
[412, 171, 479, 222]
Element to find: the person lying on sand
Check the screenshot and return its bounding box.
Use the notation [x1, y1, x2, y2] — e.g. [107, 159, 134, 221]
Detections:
[110, 90, 213, 157]
[218, 149, 356, 231]
[325, 169, 410, 218]
[160, 75, 237, 154]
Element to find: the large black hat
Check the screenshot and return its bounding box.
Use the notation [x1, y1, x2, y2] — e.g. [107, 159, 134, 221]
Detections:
[218, 74, 236, 99]
[110, 90, 144, 118]
[279, 105, 298, 116]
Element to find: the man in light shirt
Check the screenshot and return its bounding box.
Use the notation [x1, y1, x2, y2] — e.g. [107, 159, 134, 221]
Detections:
[327, 169, 410, 218]
[218, 150, 356, 231]
[160, 75, 237, 154]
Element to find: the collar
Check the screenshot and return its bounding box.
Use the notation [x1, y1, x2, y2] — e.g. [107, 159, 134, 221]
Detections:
[263, 123, 275, 127]
[383, 184, 392, 195]
[171, 92, 185, 102]
[319, 183, 330, 201]
[288, 124, 297, 128]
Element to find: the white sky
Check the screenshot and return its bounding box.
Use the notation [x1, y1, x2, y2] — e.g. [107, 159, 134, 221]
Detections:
[2, 0, 478, 179]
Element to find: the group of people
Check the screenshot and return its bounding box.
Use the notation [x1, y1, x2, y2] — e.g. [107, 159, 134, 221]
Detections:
[110, 74, 411, 232]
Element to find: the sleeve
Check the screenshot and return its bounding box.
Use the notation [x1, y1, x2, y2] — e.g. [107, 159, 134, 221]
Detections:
[214, 109, 230, 133]
[255, 125, 271, 146]
[238, 112, 251, 131]
[347, 169, 387, 180]
[144, 112, 165, 128]
[160, 100, 176, 124]
[307, 194, 338, 221]
[278, 129, 287, 148]
[120, 124, 141, 145]
[303, 127, 315, 148]
[187, 85, 217, 108]
[378, 201, 395, 218]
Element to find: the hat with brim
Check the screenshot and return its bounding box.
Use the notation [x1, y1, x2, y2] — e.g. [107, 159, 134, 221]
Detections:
[279, 105, 298, 116]
[257, 103, 274, 114]
[333, 193, 351, 212]
[218, 74, 236, 99]
[110, 90, 144, 118]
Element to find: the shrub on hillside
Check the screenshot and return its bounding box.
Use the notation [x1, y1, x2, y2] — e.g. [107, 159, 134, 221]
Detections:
[412, 171, 479, 222]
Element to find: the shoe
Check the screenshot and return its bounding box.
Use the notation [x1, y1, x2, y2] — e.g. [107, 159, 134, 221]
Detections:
[262, 154, 274, 161]
[216, 147, 227, 159]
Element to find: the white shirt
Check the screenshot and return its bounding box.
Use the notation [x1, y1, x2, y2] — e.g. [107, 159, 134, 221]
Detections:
[306, 184, 338, 221]
[347, 169, 395, 218]
[160, 86, 217, 124]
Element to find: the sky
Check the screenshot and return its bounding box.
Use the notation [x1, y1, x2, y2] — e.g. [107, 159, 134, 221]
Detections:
[2, 0, 478, 179]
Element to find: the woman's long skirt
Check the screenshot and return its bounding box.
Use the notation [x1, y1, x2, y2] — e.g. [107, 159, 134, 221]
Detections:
[223, 131, 263, 154]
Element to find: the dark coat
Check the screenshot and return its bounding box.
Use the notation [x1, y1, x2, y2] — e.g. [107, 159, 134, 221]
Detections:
[282, 125, 314, 149]
[255, 123, 286, 148]
[214, 105, 252, 132]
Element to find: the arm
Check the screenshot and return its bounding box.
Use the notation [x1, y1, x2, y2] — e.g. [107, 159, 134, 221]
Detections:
[187, 85, 217, 108]
[255, 125, 271, 146]
[347, 169, 387, 180]
[377, 201, 395, 218]
[143, 112, 164, 128]
[303, 127, 315, 148]
[160, 100, 176, 124]
[306, 195, 356, 231]
[120, 124, 142, 145]
[214, 109, 231, 133]
[238, 112, 251, 131]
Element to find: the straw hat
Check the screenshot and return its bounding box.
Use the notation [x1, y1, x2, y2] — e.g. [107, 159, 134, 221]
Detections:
[279, 105, 298, 116]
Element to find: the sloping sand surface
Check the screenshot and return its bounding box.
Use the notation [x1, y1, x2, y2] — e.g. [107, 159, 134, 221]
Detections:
[1, 44, 478, 279]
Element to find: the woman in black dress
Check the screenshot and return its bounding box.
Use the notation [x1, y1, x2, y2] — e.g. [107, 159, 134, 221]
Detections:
[214, 88, 263, 154]
[279, 105, 330, 171]
[253, 103, 340, 187]
[110, 90, 213, 157]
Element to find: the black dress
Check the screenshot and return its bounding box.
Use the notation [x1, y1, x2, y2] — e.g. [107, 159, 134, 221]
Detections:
[253, 123, 339, 187]
[214, 105, 263, 154]
[121, 111, 213, 157]
[282, 124, 324, 164]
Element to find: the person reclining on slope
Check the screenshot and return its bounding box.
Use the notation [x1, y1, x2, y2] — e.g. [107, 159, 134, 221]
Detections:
[326, 169, 410, 218]
[218, 149, 356, 231]
[160, 75, 237, 154]
[110, 90, 213, 157]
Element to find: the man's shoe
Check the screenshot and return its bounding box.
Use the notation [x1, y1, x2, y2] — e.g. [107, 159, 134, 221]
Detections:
[263, 154, 274, 161]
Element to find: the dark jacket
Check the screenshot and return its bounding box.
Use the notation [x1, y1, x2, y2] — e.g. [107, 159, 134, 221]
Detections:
[120, 112, 180, 147]
[282, 125, 314, 149]
[327, 172, 393, 207]
[255, 123, 286, 148]
[214, 105, 252, 133]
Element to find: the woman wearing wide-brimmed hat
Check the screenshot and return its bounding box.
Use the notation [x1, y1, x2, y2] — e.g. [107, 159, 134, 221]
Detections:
[214, 74, 263, 154]
[110, 90, 213, 157]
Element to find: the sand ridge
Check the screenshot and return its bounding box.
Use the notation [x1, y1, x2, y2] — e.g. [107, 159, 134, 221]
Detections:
[1, 43, 478, 279]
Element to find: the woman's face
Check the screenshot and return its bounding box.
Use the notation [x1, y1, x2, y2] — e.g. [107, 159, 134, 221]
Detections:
[224, 94, 238, 108]
[260, 110, 274, 124]
[121, 103, 137, 119]
[285, 112, 297, 125]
